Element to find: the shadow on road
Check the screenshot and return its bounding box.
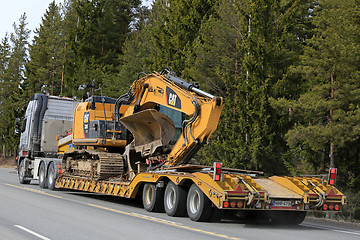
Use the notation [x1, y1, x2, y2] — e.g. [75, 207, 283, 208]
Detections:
[54, 190, 317, 229]
[62, 190, 143, 208]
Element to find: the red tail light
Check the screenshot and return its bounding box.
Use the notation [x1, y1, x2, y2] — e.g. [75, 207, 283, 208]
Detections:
[223, 201, 229, 208]
[328, 168, 337, 185]
[323, 204, 328, 210]
[213, 162, 222, 181]
[329, 204, 334, 210]
[237, 201, 243, 208]
[230, 201, 236, 208]
[335, 204, 340, 211]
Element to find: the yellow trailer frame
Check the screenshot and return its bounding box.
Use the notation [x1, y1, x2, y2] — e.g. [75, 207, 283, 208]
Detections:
[55, 168, 345, 212]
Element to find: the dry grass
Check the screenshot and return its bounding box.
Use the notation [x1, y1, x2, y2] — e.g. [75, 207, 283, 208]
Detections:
[0, 157, 16, 168]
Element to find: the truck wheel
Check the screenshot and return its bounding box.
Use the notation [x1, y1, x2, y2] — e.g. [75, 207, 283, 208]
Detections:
[47, 162, 57, 190]
[142, 183, 164, 212]
[18, 160, 31, 184]
[270, 211, 306, 225]
[187, 183, 213, 222]
[164, 181, 187, 217]
[39, 161, 48, 189]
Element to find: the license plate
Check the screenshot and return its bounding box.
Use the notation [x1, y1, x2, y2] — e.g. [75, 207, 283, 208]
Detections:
[273, 200, 291, 207]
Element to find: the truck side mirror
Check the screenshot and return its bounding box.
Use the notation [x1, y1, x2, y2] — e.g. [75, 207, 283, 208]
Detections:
[15, 118, 21, 134]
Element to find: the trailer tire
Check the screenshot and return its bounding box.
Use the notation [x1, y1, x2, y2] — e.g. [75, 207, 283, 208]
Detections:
[47, 162, 57, 190]
[18, 159, 31, 184]
[164, 181, 187, 217]
[270, 211, 306, 225]
[187, 183, 213, 222]
[142, 183, 164, 212]
[38, 161, 47, 189]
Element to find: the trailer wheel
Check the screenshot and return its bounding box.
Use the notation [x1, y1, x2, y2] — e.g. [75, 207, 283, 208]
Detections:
[187, 183, 213, 222]
[38, 161, 47, 189]
[18, 159, 31, 184]
[164, 181, 187, 217]
[47, 162, 57, 190]
[270, 211, 306, 225]
[142, 183, 164, 212]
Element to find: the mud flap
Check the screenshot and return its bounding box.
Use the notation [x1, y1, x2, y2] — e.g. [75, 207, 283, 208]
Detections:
[120, 109, 175, 157]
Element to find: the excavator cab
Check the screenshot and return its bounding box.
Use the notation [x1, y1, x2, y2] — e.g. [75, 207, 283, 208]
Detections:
[158, 105, 184, 144]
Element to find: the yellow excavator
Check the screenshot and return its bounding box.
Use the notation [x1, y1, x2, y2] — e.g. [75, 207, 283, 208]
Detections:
[61, 69, 222, 181]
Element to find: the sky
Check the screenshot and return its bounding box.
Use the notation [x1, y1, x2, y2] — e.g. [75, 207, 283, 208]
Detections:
[0, 0, 153, 42]
[0, 0, 65, 41]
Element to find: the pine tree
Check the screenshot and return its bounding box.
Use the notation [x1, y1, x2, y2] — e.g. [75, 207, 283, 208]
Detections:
[193, 0, 313, 174]
[150, 0, 216, 76]
[0, 34, 11, 75]
[26, 1, 65, 96]
[105, 6, 153, 97]
[0, 14, 30, 153]
[64, 0, 142, 98]
[0, 34, 12, 154]
[273, 0, 360, 180]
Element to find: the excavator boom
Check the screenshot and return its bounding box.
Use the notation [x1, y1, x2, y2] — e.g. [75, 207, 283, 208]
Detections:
[119, 70, 223, 167]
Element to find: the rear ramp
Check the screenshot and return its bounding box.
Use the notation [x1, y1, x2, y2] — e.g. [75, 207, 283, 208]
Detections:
[254, 179, 302, 199]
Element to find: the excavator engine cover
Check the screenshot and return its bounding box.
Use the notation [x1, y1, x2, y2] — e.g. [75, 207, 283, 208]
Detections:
[120, 109, 175, 157]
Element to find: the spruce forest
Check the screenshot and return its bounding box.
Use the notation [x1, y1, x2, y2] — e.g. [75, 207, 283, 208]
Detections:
[0, 0, 359, 220]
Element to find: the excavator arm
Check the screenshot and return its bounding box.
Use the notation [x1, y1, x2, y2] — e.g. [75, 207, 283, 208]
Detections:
[118, 70, 223, 167]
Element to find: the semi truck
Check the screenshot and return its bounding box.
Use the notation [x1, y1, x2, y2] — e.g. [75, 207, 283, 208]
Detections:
[15, 94, 79, 188]
[16, 70, 346, 223]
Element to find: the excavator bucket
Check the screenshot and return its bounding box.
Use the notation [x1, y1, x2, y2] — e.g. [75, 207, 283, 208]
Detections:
[120, 109, 175, 157]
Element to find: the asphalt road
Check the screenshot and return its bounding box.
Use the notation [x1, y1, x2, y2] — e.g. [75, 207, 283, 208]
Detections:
[0, 168, 359, 240]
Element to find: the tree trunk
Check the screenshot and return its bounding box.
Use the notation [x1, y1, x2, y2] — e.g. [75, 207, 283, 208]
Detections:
[329, 72, 335, 168]
[61, 41, 67, 95]
[52, 64, 56, 95]
[233, 58, 238, 116]
[327, 72, 335, 220]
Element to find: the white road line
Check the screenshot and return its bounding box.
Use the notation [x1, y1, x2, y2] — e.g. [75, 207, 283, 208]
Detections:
[302, 223, 360, 236]
[14, 225, 51, 240]
[130, 212, 182, 225]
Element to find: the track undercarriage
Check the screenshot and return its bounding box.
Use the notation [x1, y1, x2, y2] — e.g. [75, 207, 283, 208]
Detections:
[62, 150, 125, 180]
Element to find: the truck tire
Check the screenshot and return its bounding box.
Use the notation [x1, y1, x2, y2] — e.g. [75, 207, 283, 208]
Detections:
[270, 211, 306, 225]
[47, 162, 57, 190]
[187, 183, 213, 222]
[38, 161, 48, 189]
[18, 160, 31, 184]
[164, 181, 187, 217]
[142, 183, 164, 212]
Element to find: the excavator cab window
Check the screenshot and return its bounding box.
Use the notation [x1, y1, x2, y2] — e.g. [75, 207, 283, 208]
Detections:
[159, 105, 184, 144]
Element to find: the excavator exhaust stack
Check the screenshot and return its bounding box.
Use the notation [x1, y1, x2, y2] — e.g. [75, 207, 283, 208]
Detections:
[120, 109, 175, 157]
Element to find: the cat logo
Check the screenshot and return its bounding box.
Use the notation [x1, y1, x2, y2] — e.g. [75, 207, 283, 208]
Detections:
[166, 87, 181, 109]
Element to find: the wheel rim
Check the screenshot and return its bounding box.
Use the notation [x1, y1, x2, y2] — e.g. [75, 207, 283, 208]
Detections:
[48, 166, 54, 186]
[39, 165, 44, 182]
[144, 185, 154, 206]
[19, 161, 24, 179]
[166, 188, 176, 210]
[189, 190, 201, 214]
